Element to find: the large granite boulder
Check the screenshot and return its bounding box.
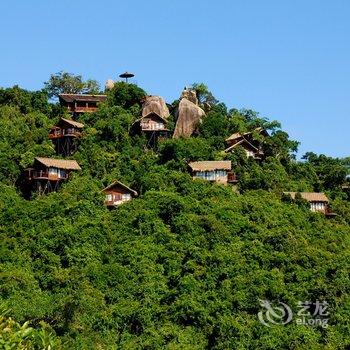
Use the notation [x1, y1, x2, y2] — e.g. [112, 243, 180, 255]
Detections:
[105, 79, 115, 90]
[180, 87, 198, 105]
[142, 95, 169, 119]
[173, 98, 205, 138]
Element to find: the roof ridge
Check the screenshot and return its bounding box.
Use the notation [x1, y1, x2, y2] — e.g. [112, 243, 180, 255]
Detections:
[60, 117, 85, 128]
[35, 157, 81, 170]
[102, 180, 138, 196]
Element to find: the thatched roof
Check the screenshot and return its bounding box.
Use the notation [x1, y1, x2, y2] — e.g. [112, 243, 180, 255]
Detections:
[188, 161, 232, 172]
[225, 138, 259, 153]
[225, 132, 243, 142]
[141, 112, 167, 123]
[283, 192, 329, 202]
[59, 118, 84, 128]
[59, 94, 107, 103]
[132, 113, 168, 129]
[102, 180, 138, 196]
[35, 157, 81, 170]
[226, 128, 268, 142]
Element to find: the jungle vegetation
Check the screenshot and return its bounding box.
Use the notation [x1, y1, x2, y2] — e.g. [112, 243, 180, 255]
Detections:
[0, 75, 349, 349]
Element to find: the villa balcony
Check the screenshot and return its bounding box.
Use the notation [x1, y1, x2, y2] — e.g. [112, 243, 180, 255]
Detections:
[140, 124, 168, 132]
[49, 129, 82, 139]
[73, 106, 98, 113]
[26, 170, 68, 181]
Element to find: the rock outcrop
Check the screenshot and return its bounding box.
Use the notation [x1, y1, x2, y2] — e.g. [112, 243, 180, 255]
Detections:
[173, 98, 205, 138]
[180, 87, 198, 105]
[105, 79, 115, 90]
[142, 95, 169, 119]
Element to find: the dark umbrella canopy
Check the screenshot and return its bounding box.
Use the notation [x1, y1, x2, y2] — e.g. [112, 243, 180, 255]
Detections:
[119, 72, 135, 82]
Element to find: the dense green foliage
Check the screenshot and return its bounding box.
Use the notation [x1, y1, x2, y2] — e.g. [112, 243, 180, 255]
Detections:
[0, 81, 349, 349]
[106, 82, 146, 110]
[44, 71, 101, 99]
[0, 309, 60, 349]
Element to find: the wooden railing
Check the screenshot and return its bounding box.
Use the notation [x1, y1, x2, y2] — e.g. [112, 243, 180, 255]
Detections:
[49, 128, 82, 139]
[140, 123, 167, 131]
[30, 170, 49, 179]
[105, 199, 130, 207]
[73, 107, 98, 113]
[27, 170, 68, 181]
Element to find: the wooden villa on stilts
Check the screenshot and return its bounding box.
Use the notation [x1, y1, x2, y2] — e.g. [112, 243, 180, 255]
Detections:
[188, 161, 238, 185]
[283, 192, 336, 217]
[49, 118, 84, 156]
[225, 128, 268, 160]
[59, 94, 106, 115]
[25, 157, 81, 195]
[131, 112, 169, 148]
[102, 180, 138, 207]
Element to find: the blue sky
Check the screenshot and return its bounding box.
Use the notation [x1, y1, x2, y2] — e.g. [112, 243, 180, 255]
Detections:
[0, 0, 349, 158]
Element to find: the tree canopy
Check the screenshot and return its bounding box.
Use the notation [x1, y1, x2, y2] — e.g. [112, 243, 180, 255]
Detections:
[190, 82, 218, 107]
[44, 71, 101, 99]
[0, 77, 349, 349]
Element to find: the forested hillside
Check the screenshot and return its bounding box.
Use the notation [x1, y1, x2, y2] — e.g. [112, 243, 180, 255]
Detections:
[0, 78, 349, 349]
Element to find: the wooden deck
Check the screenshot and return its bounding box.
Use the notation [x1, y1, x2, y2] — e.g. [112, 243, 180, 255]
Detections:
[70, 107, 98, 113]
[49, 129, 82, 139]
[26, 170, 68, 181]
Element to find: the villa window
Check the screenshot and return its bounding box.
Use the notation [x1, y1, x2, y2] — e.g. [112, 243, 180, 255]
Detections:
[122, 193, 131, 201]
